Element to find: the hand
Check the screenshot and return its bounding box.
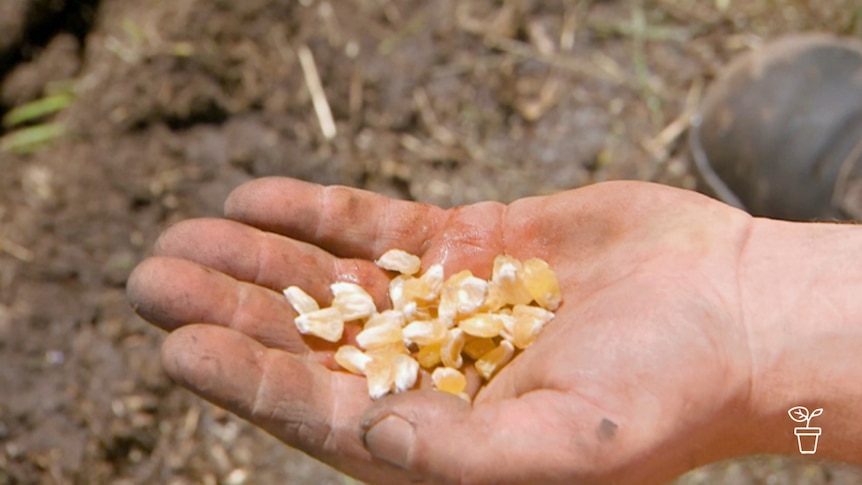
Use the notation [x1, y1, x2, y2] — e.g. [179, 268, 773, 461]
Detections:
[127, 177, 758, 484]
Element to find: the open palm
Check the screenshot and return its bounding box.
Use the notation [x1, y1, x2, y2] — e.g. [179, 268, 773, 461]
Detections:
[128, 177, 757, 484]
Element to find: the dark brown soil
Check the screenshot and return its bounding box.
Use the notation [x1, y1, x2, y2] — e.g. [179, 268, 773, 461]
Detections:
[2, 0, 862, 483]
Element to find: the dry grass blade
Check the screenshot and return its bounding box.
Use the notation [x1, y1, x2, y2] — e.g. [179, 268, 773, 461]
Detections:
[0, 236, 35, 262]
[297, 44, 337, 140]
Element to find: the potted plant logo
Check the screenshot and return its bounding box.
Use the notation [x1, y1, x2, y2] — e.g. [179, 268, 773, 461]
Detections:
[788, 406, 823, 454]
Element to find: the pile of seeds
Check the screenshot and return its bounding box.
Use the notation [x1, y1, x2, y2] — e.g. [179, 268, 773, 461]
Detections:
[285, 249, 561, 400]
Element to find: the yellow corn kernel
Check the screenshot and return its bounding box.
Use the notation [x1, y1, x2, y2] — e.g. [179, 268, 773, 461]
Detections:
[402, 318, 447, 346]
[521, 258, 562, 310]
[440, 328, 465, 369]
[431, 367, 467, 395]
[355, 321, 403, 350]
[475, 340, 515, 380]
[375, 249, 422, 275]
[330, 282, 377, 321]
[334, 345, 372, 375]
[283, 286, 320, 315]
[365, 341, 410, 360]
[492, 254, 532, 306]
[294, 307, 344, 342]
[415, 342, 442, 369]
[506, 304, 555, 349]
[480, 283, 507, 312]
[462, 337, 498, 360]
[365, 357, 395, 399]
[392, 354, 420, 393]
[459, 313, 505, 338]
[402, 263, 444, 302]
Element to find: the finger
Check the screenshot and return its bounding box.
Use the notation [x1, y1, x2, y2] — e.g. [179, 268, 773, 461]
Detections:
[162, 324, 420, 484]
[224, 177, 446, 260]
[153, 218, 391, 306]
[360, 390, 605, 484]
[128, 256, 310, 353]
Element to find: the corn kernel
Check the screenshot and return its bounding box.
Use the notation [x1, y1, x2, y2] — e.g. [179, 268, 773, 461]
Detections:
[392, 354, 420, 393]
[389, 275, 407, 309]
[475, 340, 515, 380]
[356, 321, 403, 350]
[432, 367, 467, 395]
[462, 337, 498, 360]
[415, 342, 442, 369]
[440, 328, 465, 368]
[492, 255, 532, 306]
[438, 270, 468, 324]
[365, 341, 410, 359]
[364, 309, 406, 329]
[365, 357, 395, 399]
[521, 258, 562, 310]
[375, 249, 422, 275]
[403, 318, 447, 346]
[283, 286, 320, 315]
[334, 345, 371, 375]
[480, 283, 507, 312]
[294, 307, 344, 342]
[459, 313, 504, 338]
[439, 270, 488, 321]
[330, 282, 377, 321]
[506, 304, 555, 349]
[402, 263, 444, 302]
[296, 250, 559, 400]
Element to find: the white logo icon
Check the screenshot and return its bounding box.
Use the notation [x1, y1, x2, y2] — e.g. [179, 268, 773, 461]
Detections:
[788, 406, 823, 454]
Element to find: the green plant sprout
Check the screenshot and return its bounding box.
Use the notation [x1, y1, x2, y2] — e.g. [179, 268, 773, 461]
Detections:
[0, 123, 67, 154]
[788, 406, 823, 428]
[1, 92, 74, 128]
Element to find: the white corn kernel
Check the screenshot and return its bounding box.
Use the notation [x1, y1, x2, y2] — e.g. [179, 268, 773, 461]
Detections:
[457, 275, 489, 315]
[364, 309, 406, 329]
[334, 345, 372, 375]
[375, 249, 422, 275]
[283, 286, 320, 314]
[440, 270, 487, 323]
[356, 321, 403, 350]
[392, 354, 420, 393]
[294, 307, 344, 342]
[365, 357, 395, 399]
[330, 282, 377, 321]
[402, 319, 447, 346]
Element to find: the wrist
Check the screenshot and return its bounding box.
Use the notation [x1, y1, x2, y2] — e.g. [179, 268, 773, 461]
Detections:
[740, 218, 862, 461]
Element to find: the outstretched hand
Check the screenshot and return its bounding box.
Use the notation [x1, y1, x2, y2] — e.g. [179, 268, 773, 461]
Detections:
[128, 177, 759, 484]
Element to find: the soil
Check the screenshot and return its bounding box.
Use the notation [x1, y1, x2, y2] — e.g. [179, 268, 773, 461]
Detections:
[2, 0, 862, 483]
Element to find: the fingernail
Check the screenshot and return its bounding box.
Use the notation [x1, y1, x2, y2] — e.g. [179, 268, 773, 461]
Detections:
[364, 414, 415, 469]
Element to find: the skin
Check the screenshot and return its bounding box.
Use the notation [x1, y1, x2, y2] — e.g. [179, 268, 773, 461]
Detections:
[127, 177, 862, 484]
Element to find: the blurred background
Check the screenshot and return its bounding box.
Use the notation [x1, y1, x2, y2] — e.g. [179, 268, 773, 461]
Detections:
[2, 0, 862, 483]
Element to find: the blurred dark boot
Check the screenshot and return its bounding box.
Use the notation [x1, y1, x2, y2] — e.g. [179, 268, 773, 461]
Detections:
[689, 34, 862, 221]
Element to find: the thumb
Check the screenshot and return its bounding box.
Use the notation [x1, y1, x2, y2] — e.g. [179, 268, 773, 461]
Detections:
[360, 390, 476, 483]
[359, 389, 585, 484]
